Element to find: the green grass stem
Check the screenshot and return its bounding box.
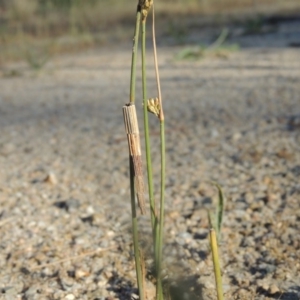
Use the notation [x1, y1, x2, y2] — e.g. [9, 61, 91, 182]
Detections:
[151, 3, 166, 298]
[215, 183, 225, 242]
[127, 6, 144, 299]
[141, 18, 157, 244]
[141, 15, 162, 297]
[130, 9, 141, 103]
[210, 182, 226, 242]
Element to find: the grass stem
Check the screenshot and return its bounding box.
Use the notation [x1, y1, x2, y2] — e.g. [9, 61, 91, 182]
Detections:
[126, 6, 145, 298]
[156, 120, 165, 300]
[210, 228, 224, 300]
[141, 18, 156, 244]
[130, 8, 141, 103]
[152, 3, 166, 299]
[130, 157, 145, 300]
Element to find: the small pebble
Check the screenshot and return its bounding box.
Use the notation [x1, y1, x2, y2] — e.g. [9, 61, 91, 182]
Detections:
[44, 172, 58, 185]
[269, 284, 280, 295]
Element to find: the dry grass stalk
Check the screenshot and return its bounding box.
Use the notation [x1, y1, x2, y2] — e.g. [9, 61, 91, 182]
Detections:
[123, 103, 146, 215]
[210, 228, 224, 300]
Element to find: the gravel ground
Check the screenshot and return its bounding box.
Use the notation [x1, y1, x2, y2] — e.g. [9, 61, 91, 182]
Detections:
[0, 20, 300, 300]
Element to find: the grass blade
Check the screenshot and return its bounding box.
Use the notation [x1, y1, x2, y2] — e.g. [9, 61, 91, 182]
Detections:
[209, 228, 224, 300]
[213, 182, 226, 241]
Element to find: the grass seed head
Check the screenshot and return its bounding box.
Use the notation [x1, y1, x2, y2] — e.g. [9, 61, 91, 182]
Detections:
[147, 97, 160, 117]
[139, 0, 153, 20]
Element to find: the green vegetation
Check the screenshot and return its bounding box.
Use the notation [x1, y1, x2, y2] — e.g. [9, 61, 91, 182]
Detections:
[123, 1, 166, 298]
[24, 42, 52, 70]
[208, 182, 226, 243]
[175, 43, 240, 60]
[175, 28, 240, 61]
[123, 1, 227, 299]
[243, 15, 264, 34]
[0, 0, 299, 66]
[208, 183, 226, 298]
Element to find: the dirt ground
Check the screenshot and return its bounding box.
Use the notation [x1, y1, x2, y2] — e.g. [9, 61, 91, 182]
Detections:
[0, 17, 300, 300]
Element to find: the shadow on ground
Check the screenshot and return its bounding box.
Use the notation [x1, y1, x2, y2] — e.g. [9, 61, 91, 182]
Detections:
[166, 275, 205, 300]
[256, 285, 300, 300]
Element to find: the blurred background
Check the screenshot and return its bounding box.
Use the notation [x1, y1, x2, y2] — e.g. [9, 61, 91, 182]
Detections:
[0, 0, 300, 67]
